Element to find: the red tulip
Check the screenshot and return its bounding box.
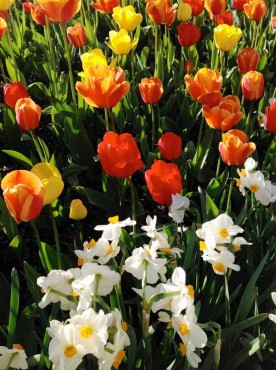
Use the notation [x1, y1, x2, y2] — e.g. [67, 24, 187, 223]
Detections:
[216, 11, 233, 26]
[67, 23, 87, 48]
[3, 82, 29, 109]
[22, 2, 32, 13]
[184, 60, 194, 74]
[98, 132, 144, 178]
[91, 0, 120, 14]
[183, 0, 204, 16]
[158, 132, 182, 160]
[233, 0, 249, 12]
[145, 160, 182, 204]
[205, 0, 227, 16]
[1, 170, 45, 223]
[264, 99, 276, 134]
[177, 22, 201, 47]
[237, 47, 260, 74]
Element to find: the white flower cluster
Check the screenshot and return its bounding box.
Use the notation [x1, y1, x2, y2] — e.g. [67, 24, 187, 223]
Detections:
[124, 216, 207, 368]
[237, 158, 276, 206]
[196, 214, 251, 275]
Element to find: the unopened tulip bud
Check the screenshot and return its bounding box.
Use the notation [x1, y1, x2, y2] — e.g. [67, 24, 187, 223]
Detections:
[184, 60, 194, 74]
[241, 71, 264, 100]
[69, 199, 88, 220]
[15, 98, 41, 131]
[177, 3, 192, 22]
[67, 23, 87, 48]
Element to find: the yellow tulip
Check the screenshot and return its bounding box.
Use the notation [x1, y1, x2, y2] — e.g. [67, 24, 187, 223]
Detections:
[177, 3, 192, 22]
[0, 0, 14, 11]
[107, 29, 138, 55]
[112, 5, 143, 32]
[79, 48, 108, 77]
[31, 163, 64, 205]
[69, 199, 87, 220]
[214, 24, 242, 52]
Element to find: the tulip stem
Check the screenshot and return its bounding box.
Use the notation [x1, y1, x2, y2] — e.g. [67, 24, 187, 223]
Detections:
[6, 17, 20, 82]
[226, 174, 235, 215]
[0, 59, 7, 83]
[30, 130, 46, 162]
[151, 104, 156, 152]
[216, 155, 221, 178]
[60, 23, 77, 106]
[48, 205, 63, 270]
[108, 108, 116, 132]
[245, 101, 254, 137]
[45, 16, 58, 96]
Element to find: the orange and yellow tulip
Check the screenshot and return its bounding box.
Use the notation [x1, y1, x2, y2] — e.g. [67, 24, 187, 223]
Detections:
[244, 0, 267, 21]
[15, 98, 41, 131]
[138, 77, 163, 105]
[36, 0, 81, 23]
[146, 0, 178, 25]
[0, 17, 7, 39]
[1, 170, 45, 223]
[241, 71, 264, 101]
[219, 129, 256, 165]
[91, 0, 120, 14]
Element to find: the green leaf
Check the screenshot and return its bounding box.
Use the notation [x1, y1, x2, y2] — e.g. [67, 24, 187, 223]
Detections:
[7, 269, 20, 348]
[9, 235, 22, 248]
[73, 186, 118, 213]
[62, 163, 89, 178]
[206, 192, 219, 219]
[222, 313, 269, 339]
[2, 150, 33, 168]
[193, 129, 214, 171]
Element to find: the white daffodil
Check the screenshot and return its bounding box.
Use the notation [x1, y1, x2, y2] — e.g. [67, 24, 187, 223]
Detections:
[178, 342, 203, 368]
[71, 308, 109, 358]
[124, 245, 167, 284]
[141, 215, 158, 238]
[172, 314, 207, 349]
[95, 216, 136, 240]
[0, 345, 28, 370]
[106, 308, 130, 347]
[232, 237, 252, 252]
[133, 284, 161, 312]
[71, 274, 95, 312]
[169, 193, 190, 223]
[96, 239, 121, 264]
[48, 321, 85, 370]
[98, 331, 127, 370]
[75, 239, 99, 264]
[37, 269, 79, 310]
[269, 292, 276, 324]
[203, 250, 240, 275]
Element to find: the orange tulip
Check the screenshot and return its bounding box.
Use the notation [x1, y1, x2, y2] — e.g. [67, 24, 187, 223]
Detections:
[177, 22, 201, 47]
[204, 0, 227, 16]
[15, 98, 41, 131]
[244, 0, 267, 21]
[183, 0, 204, 16]
[76, 64, 130, 108]
[0, 17, 7, 39]
[264, 100, 276, 134]
[91, 0, 120, 14]
[219, 129, 256, 165]
[272, 16, 276, 29]
[146, 0, 178, 26]
[184, 67, 223, 105]
[138, 77, 163, 105]
[3, 82, 29, 109]
[1, 170, 45, 223]
[236, 47, 260, 74]
[202, 95, 243, 131]
[157, 132, 182, 160]
[98, 132, 144, 178]
[67, 23, 87, 48]
[145, 160, 183, 204]
[30, 3, 47, 25]
[241, 71, 264, 101]
[36, 0, 81, 23]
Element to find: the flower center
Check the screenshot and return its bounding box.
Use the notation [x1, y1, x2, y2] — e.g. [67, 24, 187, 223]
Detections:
[64, 344, 77, 358]
[87, 239, 96, 248]
[108, 215, 119, 224]
[234, 245, 241, 252]
[241, 169, 246, 176]
[187, 285, 194, 298]
[250, 184, 259, 192]
[107, 244, 114, 254]
[113, 350, 125, 369]
[13, 344, 23, 350]
[199, 241, 206, 251]
[179, 323, 189, 336]
[77, 258, 84, 266]
[179, 343, 187, 356]
[219, 229, 229, 238]
[80, 325, 93, 339]
[121, 321, 128, 332]
[213, 262, 225, 274]
[161, 247, 171, 254]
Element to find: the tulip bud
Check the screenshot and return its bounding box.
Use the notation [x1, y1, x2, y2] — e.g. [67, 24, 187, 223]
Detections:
[205, 0, 227, 16]
[3, 82, 29, 109]
[30, 3, 47, 25]
[138, 77, 163, 105]
[184, 60, 194, 74]
[69, 199, 88, 220]
[237, 47, 260, 74]
[158, 132, 182, 160]
[177, 3, 192, 22]
[22, 2, 32, 13]
[15, 98, 41, 131]
[241, 71, 264, 100]
[0, 17, 7, 39]
[67, 23, 87, 48]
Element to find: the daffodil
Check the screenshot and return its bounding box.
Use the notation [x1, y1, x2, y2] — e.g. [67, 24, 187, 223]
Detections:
[0, 345, 28, 370]
[94, 216, 136, 240]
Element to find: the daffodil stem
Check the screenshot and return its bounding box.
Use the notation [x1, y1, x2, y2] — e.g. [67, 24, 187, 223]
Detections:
[60, 23, 77, 106]
[141, 265, 151, 369]
[226, 175, 235, 215]
[224, 274, 231, 327]
[4, 353, 17, 370]
[48, 205, 62, 270]
[30, 130, 46, 162]
[31, 220, 49, 273]
[93, 274, 100, 312]
[127, 177, 137, 242]
[115, 282, 127, 322]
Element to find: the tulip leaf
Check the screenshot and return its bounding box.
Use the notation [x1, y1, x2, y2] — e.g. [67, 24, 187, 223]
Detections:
[0, 197, 18, 241]
[7, 268, 20, 348]
[206, 192, 219, 219]
[73, 186, 118, 213]
[2, 150, 33, 168]
[62, 164, 89, 178]
[9, 235, 22, 249]
[192, 128, 214, 171]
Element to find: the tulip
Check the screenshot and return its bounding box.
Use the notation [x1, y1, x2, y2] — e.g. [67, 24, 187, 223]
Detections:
[184, 60, 194, 74]
[1, 170, 45, 223]
[0, 0, 14, 11]
[80, 48, 108, 77]
[204, 0, 226, 16]
[76, 64, 130, 108]
[138, 77, 163, 105]
[0, 17, 7, 39]
[244, 0, 267, 21]
[31, 163, 64, 205]
[91, 0, 120, 14]
[177, 22, 201, 47]
[107, 29, 138, 55]
[158, 132, 182, 160]
[233, 0, 249, 12]
[264, 99, 276, 134]
[146, 0, 178, 26]
[0, 11, 8, 20]
[219, 129, 256, 165]
[184, 68, 223, 105]
[177, 3, 192, 21]
[98, 132, 143, 178]
[202, 95, 243, 131]
[15, 98, 41, 131]
[241, 71, 264, 100]
[236, 47, 260, 74]
[67, 23, 87, 48]
[112, 6, 143, 32]
[272, 16, 276, 29]
[22, 2, 32, 13]
[216, 11, 233, 26]
[3, 82, 29, 109]
[69, 199, 88, 220]
[145, 160, 183, 204]
[214, 24, 242, 52]
[183, 0, 204, 16]
[36, 0, 81, 23]
[30, 3, 47, 25]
